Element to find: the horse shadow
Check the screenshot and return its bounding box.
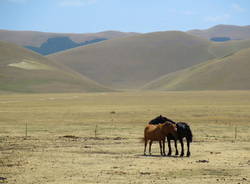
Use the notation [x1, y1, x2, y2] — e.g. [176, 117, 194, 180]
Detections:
[136, 154, 181, 158]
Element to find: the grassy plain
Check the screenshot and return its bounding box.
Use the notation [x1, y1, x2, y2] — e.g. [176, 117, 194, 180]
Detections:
[0, 91, 250, 184]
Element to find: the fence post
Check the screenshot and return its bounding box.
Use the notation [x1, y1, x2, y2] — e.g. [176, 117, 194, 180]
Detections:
[234, 126, 237, 142]
[25, 121, 28, 139]
[95, 125, 98, 138]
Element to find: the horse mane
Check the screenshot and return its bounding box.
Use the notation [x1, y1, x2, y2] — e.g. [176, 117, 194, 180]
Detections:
[148, 115, 176, 125]
[164, 117, 176, 124]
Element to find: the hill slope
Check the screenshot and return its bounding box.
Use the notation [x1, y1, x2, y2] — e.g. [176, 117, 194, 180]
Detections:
[0, 30, 138, 55]
[48, 31, 250, 89]
[25, 37, 107, 55]
[0, 29, 138, 47]
[188, 24, 250, 41]
[143, 48, 250, 90]
[0, 41, 111, 93]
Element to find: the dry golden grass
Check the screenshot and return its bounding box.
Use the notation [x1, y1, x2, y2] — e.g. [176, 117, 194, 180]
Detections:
[48, 31, 250, 89]
[0, 91, 250, 184]
[144, 48, 250, 90]
[0, 41, 110, 93]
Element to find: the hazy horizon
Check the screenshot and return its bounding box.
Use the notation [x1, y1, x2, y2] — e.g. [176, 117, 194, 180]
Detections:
[0, 0, 249, 34]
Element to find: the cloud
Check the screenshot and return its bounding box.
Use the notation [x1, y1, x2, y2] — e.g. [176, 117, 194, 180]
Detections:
[204, 14, 231, 22]
[59, 0, 97, 7]
[231, 3, 245, 13]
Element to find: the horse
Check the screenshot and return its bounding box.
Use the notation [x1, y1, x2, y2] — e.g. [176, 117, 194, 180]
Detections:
[144, 121, 177, 156]
[148, 115, 193, 157]
[167, 122, 193, 157]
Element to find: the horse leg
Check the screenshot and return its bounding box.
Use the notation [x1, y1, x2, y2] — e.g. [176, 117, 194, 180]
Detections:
[180, 138, 184, 157]
[167, 138, 172, 156]
[174, 139, 179, 156]
[159, 141, 163, 156]
[162, 139, 166, 156]
[149, 140, 153, 155]
[144, 139, 148, 155]
[186, 139, 191, 157]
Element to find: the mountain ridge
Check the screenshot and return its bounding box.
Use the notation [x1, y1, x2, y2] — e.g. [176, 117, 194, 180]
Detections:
[48, 30, 250, 89]
[188, 24, 250, 41]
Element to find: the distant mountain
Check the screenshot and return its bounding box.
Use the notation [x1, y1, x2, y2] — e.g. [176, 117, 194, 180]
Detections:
[188, 24, 250, 41]
[0, 29, 138, 46]
[25, 37, 107, 55]
[0, 29, 139, 55]
[0, 41, 111, 93]
[143, 48, 250, 90]
[48, 31, 250, 89]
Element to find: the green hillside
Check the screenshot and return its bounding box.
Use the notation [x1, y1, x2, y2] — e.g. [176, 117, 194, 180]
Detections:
[0, 41, 111, 93]
[48, 31, 250, 89]
[143, 48, 250, 90]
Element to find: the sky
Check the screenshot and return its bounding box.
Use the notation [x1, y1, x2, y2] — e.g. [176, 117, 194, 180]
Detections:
[0, 0, 249, 33]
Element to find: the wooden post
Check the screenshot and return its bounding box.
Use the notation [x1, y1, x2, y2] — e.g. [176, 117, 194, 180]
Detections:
[110, 111, 115, 136]
[25, 121, 28, 139]
[234, 126, 237, 142]
[95, 125, 98, 138]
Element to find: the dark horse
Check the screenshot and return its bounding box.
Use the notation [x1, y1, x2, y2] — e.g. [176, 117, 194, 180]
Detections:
[148, 115, 193, 157]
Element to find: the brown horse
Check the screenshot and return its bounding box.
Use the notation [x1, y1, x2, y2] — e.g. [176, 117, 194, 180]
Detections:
[144, 122, 177, 156]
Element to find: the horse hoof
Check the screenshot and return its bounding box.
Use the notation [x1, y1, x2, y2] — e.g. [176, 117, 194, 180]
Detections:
[187, 153, 191, 157]
[175, 152, 179, 156]
[180, 154, 184, 157]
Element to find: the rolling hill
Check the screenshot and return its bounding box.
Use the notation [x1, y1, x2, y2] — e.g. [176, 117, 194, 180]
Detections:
[0, 41, 111, 93]
[0, 29, 138, 55]
[48, 31, 250, 89]
[188, 24, 250, 41]
[143, 48, 250, 90]
[25, 37, 107, 55]
[0, 29, 138, 47]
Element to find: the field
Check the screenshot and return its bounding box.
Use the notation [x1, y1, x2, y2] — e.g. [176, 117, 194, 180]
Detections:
[0, 91, 250, 184]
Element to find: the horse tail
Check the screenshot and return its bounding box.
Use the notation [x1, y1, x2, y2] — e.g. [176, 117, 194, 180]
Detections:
[186, 125, 193, 142]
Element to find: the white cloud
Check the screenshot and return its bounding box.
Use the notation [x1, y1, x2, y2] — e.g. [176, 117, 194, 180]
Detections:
[59, 0, 97, 7]
[204, 14, 231, 22]
[231, 3, 245, 12]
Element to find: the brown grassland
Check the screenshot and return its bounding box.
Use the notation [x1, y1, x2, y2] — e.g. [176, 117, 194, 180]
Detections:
[0, 91, 250, 184]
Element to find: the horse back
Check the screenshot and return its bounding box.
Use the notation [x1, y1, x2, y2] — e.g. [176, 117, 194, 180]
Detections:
[144, 124, 164, 141]
[167, 122, 193, 142]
